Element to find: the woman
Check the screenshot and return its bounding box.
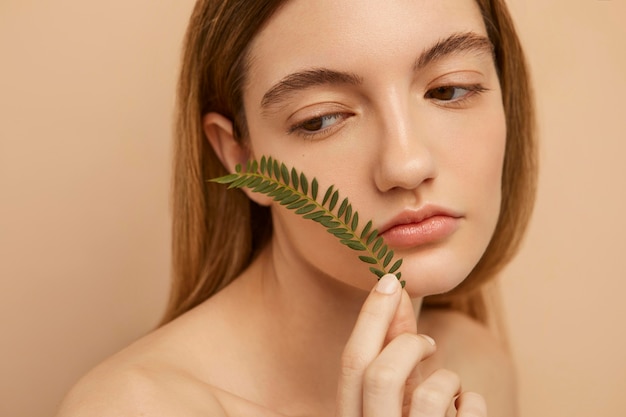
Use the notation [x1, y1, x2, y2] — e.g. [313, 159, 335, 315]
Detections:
[57, 0, 536, 416]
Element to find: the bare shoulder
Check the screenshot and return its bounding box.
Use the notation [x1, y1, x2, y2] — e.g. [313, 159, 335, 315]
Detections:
[420, 309, 519, 417]
[55, 291, 282, 417]
[54, 304, 234, 417]
[55, 350, 228, 417]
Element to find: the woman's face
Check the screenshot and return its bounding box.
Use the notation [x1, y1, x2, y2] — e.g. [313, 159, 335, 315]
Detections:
[240, 0, 506, 296]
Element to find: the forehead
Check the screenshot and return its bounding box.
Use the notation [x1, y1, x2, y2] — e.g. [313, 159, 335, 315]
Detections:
[245, 0, 487, 98]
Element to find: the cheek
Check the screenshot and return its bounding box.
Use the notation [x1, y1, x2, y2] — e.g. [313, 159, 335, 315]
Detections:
[446, 104, 507, 204]
[271, 204, 378, 290]
[458, 106, 507, 253]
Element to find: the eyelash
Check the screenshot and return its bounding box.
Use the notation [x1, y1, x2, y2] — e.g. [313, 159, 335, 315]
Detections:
[424, 83, 489, 108]
[287, 84, 489, 139]
[288, 112, 352, 140]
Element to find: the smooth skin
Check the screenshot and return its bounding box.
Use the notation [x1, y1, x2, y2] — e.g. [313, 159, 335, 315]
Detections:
[337, 275, 487, 417]
[57, 269, 514, 416]
[57, 0, 517, 416]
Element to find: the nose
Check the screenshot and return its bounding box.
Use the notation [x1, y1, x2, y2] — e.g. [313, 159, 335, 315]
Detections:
[373, 100, 437, 193]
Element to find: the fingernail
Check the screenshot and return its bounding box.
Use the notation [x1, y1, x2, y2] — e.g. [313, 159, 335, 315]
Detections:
[419, 334, 436, 346]
[375, 274, 400, 295]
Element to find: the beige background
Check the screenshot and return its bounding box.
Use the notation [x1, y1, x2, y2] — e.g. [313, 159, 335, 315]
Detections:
[1, 1, 624, 416]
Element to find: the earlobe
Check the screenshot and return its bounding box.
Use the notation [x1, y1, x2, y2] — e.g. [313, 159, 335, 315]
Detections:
[203, 112, 273, 207]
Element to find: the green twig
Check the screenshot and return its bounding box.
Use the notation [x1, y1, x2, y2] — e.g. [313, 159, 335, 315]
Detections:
[210, 156, 404, 286]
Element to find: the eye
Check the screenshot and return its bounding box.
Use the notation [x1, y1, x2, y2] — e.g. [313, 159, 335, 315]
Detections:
[298, 114, 344, 132]
[288, 112, 350, 138]
[426, 86, 469, 101]
[425, 84, 488, 104]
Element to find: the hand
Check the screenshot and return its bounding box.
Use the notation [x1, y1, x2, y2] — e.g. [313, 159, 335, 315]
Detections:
[336, 274, 487, 417]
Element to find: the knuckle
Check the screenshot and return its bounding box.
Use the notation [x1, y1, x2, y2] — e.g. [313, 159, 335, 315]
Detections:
[411, 369, 461, 412]
[364, 364, 402, 394]
[395, 333, 435, 356]
[433, 368, 461, 387]
[412, 385, 450, 411]
[359, 305, 383, 323]
[340, 351, 369, 378]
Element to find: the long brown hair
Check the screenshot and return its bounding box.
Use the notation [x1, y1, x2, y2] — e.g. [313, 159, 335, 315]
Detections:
[160, 0, 537, 326]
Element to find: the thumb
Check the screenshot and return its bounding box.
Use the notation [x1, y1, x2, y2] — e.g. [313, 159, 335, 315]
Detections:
[384, 276, 418, 344]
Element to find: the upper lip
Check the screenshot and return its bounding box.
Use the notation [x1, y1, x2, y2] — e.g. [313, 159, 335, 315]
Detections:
[378, 205, 462, 235]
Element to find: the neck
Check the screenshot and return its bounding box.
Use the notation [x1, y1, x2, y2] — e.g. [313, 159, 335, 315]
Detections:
[229, 241, 423, 411]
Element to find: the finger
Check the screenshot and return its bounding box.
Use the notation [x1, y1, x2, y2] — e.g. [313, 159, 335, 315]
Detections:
[409, 369, 461, 417]
[363, 333, 436, 417]
[336, 274, 403, 417]
[455, 392, 487, 417]
[385, 287, 419, 345]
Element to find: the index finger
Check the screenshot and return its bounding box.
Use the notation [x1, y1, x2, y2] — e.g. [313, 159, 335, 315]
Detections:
[336, 274, 404, 417]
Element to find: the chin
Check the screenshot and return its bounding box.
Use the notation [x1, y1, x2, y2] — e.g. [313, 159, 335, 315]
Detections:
[398, 255, 477, 298]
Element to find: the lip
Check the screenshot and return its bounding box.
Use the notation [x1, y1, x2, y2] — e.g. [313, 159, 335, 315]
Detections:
[378, 205, 462, 249]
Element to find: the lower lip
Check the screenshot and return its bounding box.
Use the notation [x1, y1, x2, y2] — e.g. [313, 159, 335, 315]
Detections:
[380, 216, 460, 249]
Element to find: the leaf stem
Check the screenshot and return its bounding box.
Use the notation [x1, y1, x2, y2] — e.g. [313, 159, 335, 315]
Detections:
[210, 156, 404, 286]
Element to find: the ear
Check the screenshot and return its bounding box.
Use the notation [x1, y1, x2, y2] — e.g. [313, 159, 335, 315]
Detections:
[203, 112, 272, 207]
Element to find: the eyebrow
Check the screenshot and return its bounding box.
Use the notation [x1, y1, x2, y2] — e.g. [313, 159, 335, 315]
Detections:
[259, 31, 493, 111]
[260, 68, 362, 110]
[414, 31, 494, 71]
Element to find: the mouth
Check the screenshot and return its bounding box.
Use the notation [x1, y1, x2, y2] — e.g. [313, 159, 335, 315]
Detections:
[378, 205, 462, 249]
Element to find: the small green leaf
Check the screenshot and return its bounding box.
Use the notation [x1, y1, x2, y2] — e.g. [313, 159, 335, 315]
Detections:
[351, 212, 359, 231]
[260, 156, 267, 172]
[335, 232, 354, 239]
[329, 229, 353, 240]
[338, 198, 348, 217]
[383, 250, 394, 267]
[287, 199, 307, 209]
[248, 177, 263, 188]
[300, 173, 308, 195]
[345, 241, 367, 251]
[291, 168, 299, 189]
[311, 178, 319, 200]
[280, 163, 290, 185]
[274, 189, 293, 201]
[366, 229, 379, 245]
[360, 220, 373, 239]
[295, 204, 316, 215]
[210, 173, 239, 184]
[329, 190, 339, 211]
[268, 186, 285, 197]
[322, 185, 334, 206]
[250, 160, 258, 172]
[280, 194, 300, 205]
[377, 245, 388, 260]
[373, 237, 383, 252]
[231, 175, 252, 188]
[313, 215, 332, 223]
[259, 182, 278, 193]
[253, 180, 271, 192]
[273, 160, 280, 181]
[370, 267, 385, 278]
[321, 219, 341, 228]
[303, 210, 326, 220]
[235, 163, 242, 173]
[359, 256, 378, 264]
[345, 204, 353, 225]
[389, 259, 403, 274]
[266, 156, 273, 176]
